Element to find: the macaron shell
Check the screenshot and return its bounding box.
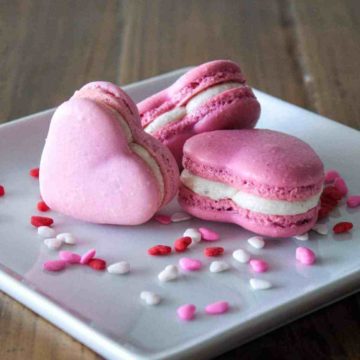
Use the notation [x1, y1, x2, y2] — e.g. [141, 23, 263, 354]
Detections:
[40, 98, 163, 225]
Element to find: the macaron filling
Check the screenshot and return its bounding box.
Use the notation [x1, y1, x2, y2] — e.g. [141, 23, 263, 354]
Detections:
[144, 82, 243, 134]
[180, 170, 321, 216]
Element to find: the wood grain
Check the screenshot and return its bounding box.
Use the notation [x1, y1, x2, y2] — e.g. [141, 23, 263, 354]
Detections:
[0, 0, 359, 359]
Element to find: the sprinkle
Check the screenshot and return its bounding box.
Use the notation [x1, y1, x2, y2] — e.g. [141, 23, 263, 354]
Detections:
[59, 251, 81, 264]
[293, 233, 309, 241]
[80, 248, 96, 264]
[205, 301, 229, 315]
[140, 291, 161, 305]
[0, 185, 5, 197]
[334, 177, 348, 196]
[29, 167, 40, 178]
[171, 212, 192, 222]
[31, 216, 54, 227]
[324, 169, 340, 184]
[177, 304, 196, 321]
[347, 195, 360, 208]
[44, 238, 63, 250]
[232, 249, 250, 263]
[183, 228, 201, 246]
[198, 227, 220, 241]
[37, 201, 50, 212]
[333, 222, 353, 234]
[204, 247, 224, 257]
[249, 259, 269, 272]
[158, 265, 179, 282]
[179, 257, 202, 271]
[56, 233, 76, 245]
[37, 226, 56, 238]
[250, 278, 272, 290]
[209, 260, 230, 273]
[296, 247, 316, 265]
[312, 223, 329, 235]
[43, 259, 66, 272]
[148, 245, 172, 256]
[88, 258, 106, 271]
[174, 236, 192, 252]
[247, 236, 265, 249]
[322, 186, 343, 201]
[107, 261, 130, 275]
[154, 214, 171, 224]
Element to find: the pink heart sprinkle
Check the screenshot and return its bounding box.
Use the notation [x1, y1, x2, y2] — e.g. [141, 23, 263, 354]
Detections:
[43, 260, 66, 272]
[249, 259, 269, 273]
[59, 251, 81, 264]
[324, 169, 340, 184]
[80, 249, 96, 264]
[177, 304, 196, 321]
[198, 227, 220, 241]
[205, 301, 229, 315]
[334, 177, 348, 196]
[179, 257, 202, 271]
[347, 195, 360, 208]
[296, 247, 316, 265]
[154, 214, 171, 224]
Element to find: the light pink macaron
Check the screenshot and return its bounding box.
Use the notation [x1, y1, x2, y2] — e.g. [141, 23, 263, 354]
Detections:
[40, 82, 179, 225]
[178, 129, 324, 238]
[138, 60, 261, 167]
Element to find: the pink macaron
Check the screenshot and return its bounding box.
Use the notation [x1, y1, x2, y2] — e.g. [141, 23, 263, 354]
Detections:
[40, 81, 179, 225]
[138, 60, 261, 166]
[178, 129, 324, 238]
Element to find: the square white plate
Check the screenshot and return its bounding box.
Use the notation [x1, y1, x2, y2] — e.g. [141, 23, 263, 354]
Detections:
[0, 69, 359, 360]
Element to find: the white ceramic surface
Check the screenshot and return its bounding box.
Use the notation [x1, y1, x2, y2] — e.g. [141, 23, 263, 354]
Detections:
[0, 69, 359, 360]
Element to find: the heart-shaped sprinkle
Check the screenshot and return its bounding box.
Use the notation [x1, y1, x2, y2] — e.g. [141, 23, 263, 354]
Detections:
[205, 301, 229, 315]
[293, 233, 309, 241]
[249, 278, 272, 290]
[107, 261, 130, 274]
[44, 238, 63, 250]
[171, 212, 192, 222]
[179, 258, 202, 271]
[140, 291, 161, 305]
[37, 201, 50, 212]
[204, 247, 224, 257]
[209, 261, 230, 273]
[31, 216, 54, 227]
[37, 226, 56, 238]
[249, 259, 268, 273]
[43, 259, 66, 272]
[174, 236, 192, 252]
[29, 167, 40, 178]
[158, 265, 179, 282]
[80, 249, 96, 264]
[232, 249, 250, 263]
[59, 251, 81, 264]
[177, 304, 196, 321]
[347, 195, 360, 208]
[56, 233, 76, 245]
[247, 236, 265, 249]
[183, 228, 201, 246]
[311, 223, 329, 235]
[324, 169, 340, 184]
[88, 258, 106, 271]
[334, 177, 348, 196]
[148, 245, 172, 256]
[198, 227, 220, 241]
[296, 247, 316, 265]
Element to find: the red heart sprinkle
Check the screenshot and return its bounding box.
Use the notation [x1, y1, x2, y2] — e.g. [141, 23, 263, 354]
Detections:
[37, 201, 50, 212]
[31, 216, 54, 227]
[88, 258, 106, 270]
[333, 222, 353, 234]
[174, 236, 192, 252]
[0, 185, 5, 197]
[29, 167, 40, 178]
[204, 247, 224, 257]
[147, 245, 172, 256]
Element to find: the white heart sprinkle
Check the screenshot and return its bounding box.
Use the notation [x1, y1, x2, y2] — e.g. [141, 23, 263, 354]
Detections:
[209, 261, 230, 273]
[247, 236, 265, 249]
[232, 249, 250, 263]
[38, 226, 56, 238]
[158, 265, 179, 282]
[140, 291, 161, 305]
[107, 261, 130, 274]
[312, 223, 328, 235]
[171, 212, 192, 223]
[44, 238, 63, 250]
[249, 278, 272, 290]
[183, 228, 201, 247]
[56, 233, 76, 245]
[293, 233, 309, 241]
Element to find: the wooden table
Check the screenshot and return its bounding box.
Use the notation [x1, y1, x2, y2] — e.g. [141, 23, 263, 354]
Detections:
[0, 1, 359, 359]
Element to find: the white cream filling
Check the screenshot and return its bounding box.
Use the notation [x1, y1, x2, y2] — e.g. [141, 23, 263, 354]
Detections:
[115, 113, 165, 200]
[144, 82, 243, 134]
[181, 170, 321, 216]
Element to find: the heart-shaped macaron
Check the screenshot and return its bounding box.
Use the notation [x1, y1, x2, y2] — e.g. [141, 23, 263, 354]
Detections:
[40, 82, 179, 225]
[138, 60, 261, 166]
